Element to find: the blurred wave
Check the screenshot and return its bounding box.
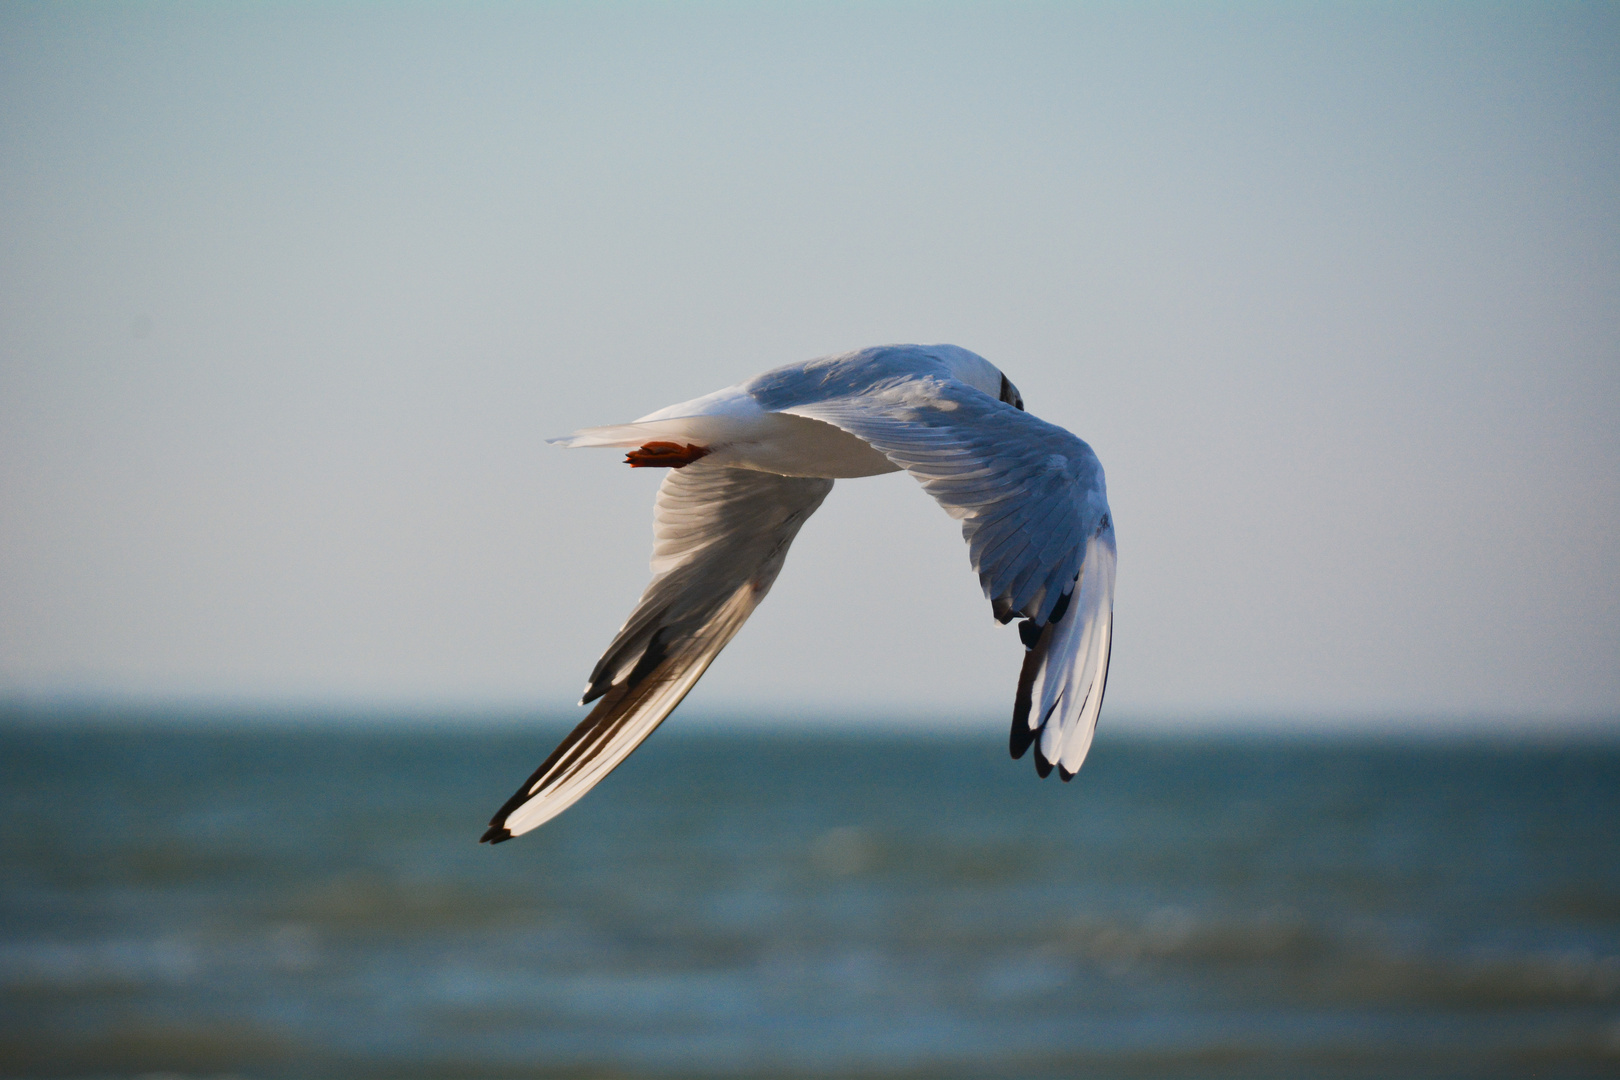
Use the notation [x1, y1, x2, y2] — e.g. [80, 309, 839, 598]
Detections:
[2, 720, 1617, 1078]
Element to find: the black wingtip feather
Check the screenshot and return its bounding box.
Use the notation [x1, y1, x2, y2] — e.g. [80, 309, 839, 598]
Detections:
[1033, 746, 1054, 778]
[1058, 764, 1075, 782]
[1010, 717, 1035, 759]
[481, 825, 513, 844]
[1010, 639, 1044, 759]
[1017, 618, 1042, 649]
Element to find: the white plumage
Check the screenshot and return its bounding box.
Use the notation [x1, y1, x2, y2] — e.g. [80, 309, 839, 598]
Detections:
[483, 344, 1115, 842]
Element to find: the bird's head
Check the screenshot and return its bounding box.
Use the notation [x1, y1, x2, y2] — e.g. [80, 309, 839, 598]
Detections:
[928, 344, 1024, 411]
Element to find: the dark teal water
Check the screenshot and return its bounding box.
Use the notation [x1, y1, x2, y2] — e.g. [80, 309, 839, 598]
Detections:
[2, 720, 1618, 1079]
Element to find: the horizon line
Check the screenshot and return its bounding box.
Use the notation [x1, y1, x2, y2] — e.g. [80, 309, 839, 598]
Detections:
[2, 693, 1616, 741]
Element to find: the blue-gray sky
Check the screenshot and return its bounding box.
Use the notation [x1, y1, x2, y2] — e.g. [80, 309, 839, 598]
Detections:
[1, 3, 1616, 725]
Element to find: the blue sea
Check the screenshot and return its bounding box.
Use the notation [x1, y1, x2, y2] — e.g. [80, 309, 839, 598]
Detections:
[2, 717, 1618, 1079]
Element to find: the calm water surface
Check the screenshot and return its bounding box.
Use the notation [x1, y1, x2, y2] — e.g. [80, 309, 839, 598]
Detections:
[1, 719, 1617, 1079]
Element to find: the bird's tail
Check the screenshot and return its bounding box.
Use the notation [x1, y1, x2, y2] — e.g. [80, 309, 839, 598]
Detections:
[549, 416, 737, 449]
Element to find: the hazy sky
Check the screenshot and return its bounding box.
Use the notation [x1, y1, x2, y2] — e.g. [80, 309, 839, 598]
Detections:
[1, 3, 1616, 726]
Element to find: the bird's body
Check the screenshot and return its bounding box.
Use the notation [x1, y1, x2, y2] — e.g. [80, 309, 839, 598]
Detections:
[483, 344, 1115, 842]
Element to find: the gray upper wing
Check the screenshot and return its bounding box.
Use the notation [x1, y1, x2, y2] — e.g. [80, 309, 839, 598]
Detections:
[782, 375, 1109, 628]
[779, 371, 1115, 777]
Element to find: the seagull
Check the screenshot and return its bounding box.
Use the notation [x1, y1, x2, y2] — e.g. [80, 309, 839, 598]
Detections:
[482, 344, 1115, 842]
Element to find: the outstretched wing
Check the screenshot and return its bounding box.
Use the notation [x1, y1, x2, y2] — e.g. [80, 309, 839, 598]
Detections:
[483, 463, 832, 841]
[785, 377, 1114, 779]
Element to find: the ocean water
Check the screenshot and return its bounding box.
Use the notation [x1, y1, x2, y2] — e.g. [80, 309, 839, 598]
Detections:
[1, 719, 1617, 1080]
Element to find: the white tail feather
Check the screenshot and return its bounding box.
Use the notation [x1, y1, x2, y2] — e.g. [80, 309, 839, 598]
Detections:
[549, 416, 739, 449]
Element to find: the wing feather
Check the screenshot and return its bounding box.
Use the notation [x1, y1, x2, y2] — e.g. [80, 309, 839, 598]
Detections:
[781, 374, 1115, 780]
[483, 463, 832, 841]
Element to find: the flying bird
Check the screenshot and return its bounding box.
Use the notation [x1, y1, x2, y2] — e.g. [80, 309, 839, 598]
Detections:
[483, 344, 1115, 842]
